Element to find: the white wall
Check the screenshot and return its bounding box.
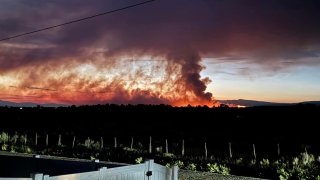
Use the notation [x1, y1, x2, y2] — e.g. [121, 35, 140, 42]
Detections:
[0, 160, 178, 180]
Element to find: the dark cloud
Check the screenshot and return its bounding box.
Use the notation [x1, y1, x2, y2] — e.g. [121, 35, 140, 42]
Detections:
[1, 0, 319, 63]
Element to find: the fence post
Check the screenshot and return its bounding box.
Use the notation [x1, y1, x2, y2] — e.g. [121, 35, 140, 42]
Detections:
[305, 146, 308, 154]
[31, 173, 43, 180]
[114, 137, 117, 148]
[149, 136, 152, 154]
[277, 143, 281, 156]
[165, 139, 169, 154]
[99, 167, 107, 180]
[131, 137, 134, 149]
[43, 175, 50, 180]
[25, 134, 27, 145]
[204, 142, 208, 159]
[166, 165, 172, 180]
[181, 139, 185, 156]
[46, 134, 49, 147]
[146, 160, 154, 180]
[229, 142, 232, 158]
[35, 133, 38, 146]
[14, 132, 18, 144]
[172, 165, 179, 180]
[72, 136, 76, 148]
[253, 144, 256, 160]
[58, 134, 61, 146]
[101, 137, 104, 149]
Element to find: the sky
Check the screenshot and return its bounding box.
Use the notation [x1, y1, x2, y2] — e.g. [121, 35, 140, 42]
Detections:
[0, 0, 320, 106]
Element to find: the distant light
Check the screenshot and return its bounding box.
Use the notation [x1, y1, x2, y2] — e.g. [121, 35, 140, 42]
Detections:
[237, 105, 246, 108]
[20, 107, 23, 110]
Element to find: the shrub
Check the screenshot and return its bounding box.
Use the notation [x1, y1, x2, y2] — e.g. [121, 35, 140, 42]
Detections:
[207, 163, 230, 175]
[163, 153, 175, 158]
[277, 167, 291, 180]
[260, 158, 270, 168]
[219, 164, 231, 175]
[135, 157, 143, 164]
[290, 153, 317, 180]
[174, 160, 184, 169]
[185, 163, 197, 171]
[0, 132, 9, 144]
[235, 158, 244, 165]
[1, 143, 7, 151]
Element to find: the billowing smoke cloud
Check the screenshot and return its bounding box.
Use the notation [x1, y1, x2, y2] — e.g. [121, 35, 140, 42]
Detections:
[0, 0, 320, 105]
[166, 49, 212, 102]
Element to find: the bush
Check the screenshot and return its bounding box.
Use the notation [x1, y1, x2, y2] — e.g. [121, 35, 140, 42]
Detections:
[207, 163, 230, 175]
[135, 157, 143, 164]
[174, 160, 184, 169]
[185, 163, 197, 171]
[0, 132, 9, 144]
[260, 158, 270, 168]
[273, 153, 320, 180]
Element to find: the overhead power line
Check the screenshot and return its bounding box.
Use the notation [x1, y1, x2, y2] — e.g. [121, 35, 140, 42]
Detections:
[0, 0, 156, 42]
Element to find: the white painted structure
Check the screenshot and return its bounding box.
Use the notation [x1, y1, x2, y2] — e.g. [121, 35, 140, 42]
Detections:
[0, 160, 178, 180]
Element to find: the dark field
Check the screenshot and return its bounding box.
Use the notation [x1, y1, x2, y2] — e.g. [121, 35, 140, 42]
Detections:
[0, 104, 319, 157]
[1, 104, 320, 179]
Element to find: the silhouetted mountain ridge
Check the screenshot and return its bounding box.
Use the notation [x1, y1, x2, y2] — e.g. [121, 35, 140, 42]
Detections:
[0, 100, 67, 107]
[219, 99, 320, 107]
[1, 99, 319, 107]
